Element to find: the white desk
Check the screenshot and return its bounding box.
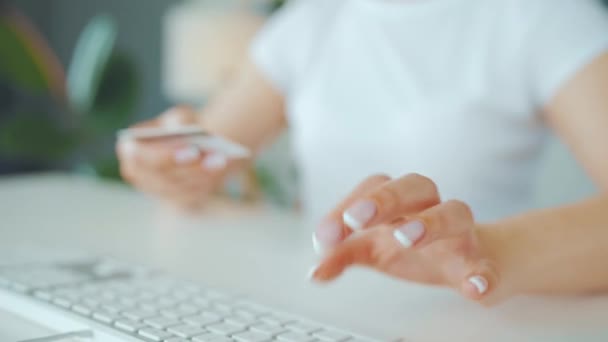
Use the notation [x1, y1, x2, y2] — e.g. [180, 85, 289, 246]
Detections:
[1, 174, 607, 342]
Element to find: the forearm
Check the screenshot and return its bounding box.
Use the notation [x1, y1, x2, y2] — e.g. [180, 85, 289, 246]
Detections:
[200, 59, 286, 153]
[483, 194, 608, 299]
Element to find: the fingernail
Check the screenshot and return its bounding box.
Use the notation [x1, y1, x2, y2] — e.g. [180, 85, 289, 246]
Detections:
[307, 265, 320, 282]
[161, 110, 186, 129]
[120, 139, 137, 157]
[393, 220, 425, 248]
[202, 153, 227, 170]
[174, 146, 199, 164]
[468, 276, 488, 295]
[343, 200, 376, 230]
[312, 233, 323, 255]
[313, 220, 342, 254]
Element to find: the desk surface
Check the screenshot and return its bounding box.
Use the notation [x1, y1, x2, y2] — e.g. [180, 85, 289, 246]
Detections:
[1, 174, 607, 342]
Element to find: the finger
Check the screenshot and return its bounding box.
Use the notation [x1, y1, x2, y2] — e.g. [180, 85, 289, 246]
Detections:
[159, 106, 200, 128]
[342, 173, 440, 232]
[392, 200, 475, 249]
[310, 231, 378, 282]
[120, 136, 207, 172]
[312, 223, 413, 282]
[314, 174, 391, 254]
[460, 260, 499, 302]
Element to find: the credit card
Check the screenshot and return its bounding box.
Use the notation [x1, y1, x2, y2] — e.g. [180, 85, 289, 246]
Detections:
[117, 125, 251, 159]
[117, 125, 208, 142]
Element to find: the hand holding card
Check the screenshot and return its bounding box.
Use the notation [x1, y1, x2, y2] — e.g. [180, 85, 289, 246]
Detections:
[116, 106, 250, 210]
[117, 125, 251, 159]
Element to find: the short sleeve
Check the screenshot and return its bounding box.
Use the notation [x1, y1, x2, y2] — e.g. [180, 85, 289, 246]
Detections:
[249, 0, 318, 94]
[529, 0, 608, 106]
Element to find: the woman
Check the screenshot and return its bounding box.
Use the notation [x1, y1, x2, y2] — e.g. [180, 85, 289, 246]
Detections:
[117, 0, 608, 304]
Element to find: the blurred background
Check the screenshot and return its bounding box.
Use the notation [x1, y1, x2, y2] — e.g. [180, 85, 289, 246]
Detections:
[0, 0, 296, 206]
[0, 0, 602, 210]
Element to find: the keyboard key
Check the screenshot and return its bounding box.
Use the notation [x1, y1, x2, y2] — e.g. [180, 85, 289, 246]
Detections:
[277, 331, 317, 342]
[123, 308, 157, 321]
[161, 306, 198, 318]
[233, 331, 273, 342]
[82, 298, 101, 307]
[192, 295, 212, 307]
[167, 324, 207, 338]
[182, 313, 221, 326]
[212, 300, 234, 313]
[101, 301, 133, 313]
[144, 316, 181, 329]
[138, 327, 174, 341]
[250, 323, 287, 335]
[71, 304, 93, 316]
[205, 289, 231, 300]
[33, 290, 53, 301]
[313, 329, 351, 341]
[171, 289, 193, 300]
[234, 308, 261, 319]
[165, 338, 190, 342]
[259, 314, 294, 326]
[92, 310, 120, 324]
[115, 319, 146, 333]
[156, 296, 180, 308]
[285, 321, 321, 334]
[192, 333, 234, 342]
[224, 315, 259, 326]
[52, 297, 72, 308]
[206, 322, 246, 335]
[11, 281, 30, 292]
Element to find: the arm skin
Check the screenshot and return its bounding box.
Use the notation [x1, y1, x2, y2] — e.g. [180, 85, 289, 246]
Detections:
[482, 195, 608, 301]
[485, 52, 608, 300]
[200, 59, 287, 154]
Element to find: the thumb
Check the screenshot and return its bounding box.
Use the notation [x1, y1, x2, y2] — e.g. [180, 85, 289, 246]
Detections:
[460, 259, 500, 304]
[160, 106, 200, 128]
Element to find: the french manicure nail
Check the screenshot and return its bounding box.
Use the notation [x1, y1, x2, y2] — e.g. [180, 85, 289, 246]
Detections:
[120, 139, 137, 158]
[393, 220, 425, 248]
[307, 265, 320, 281]
[313, 220, 342, 255]
[174, 146, 199, 164]
[468, 276, 488, 295]
[312, 233, 324, 255]
[202, 153, 227, 170]
[343, 200, 376, 230]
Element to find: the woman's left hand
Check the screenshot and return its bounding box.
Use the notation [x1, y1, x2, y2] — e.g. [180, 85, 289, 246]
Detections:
[310, 174, 502, 304]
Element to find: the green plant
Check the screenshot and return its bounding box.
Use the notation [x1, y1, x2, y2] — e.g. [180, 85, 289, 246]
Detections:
[270, 0, 285, 12]
[0, 8, 139, 178]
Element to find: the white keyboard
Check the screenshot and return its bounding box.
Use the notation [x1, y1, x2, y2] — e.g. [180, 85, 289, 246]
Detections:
[0, 257, 382, 342]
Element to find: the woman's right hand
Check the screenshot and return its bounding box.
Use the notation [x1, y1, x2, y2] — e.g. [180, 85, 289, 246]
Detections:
[116, 106, 233, 210]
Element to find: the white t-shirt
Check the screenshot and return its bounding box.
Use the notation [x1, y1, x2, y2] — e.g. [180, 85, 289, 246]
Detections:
[250, 0, 608, 222]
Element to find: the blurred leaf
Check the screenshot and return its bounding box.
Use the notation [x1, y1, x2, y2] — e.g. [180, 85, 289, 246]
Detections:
[254, 163, 291, 207]
[84, 52, 139, 135]
[270, 0, 286, 11]
[0, 79, 15, 111]
[67, 14, 117, 114]
[0, 114, 76, 161]
[74, 157, 122, 181]
[0, 14, 48, 92]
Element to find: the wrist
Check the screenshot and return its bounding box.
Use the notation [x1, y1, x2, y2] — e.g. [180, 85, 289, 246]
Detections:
[475, 223, 522, 304]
